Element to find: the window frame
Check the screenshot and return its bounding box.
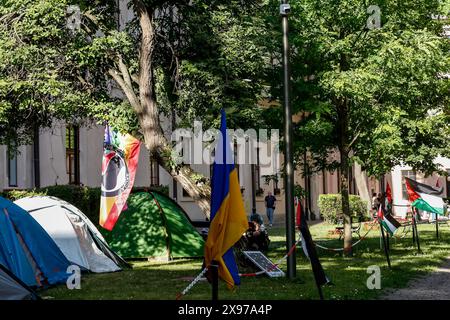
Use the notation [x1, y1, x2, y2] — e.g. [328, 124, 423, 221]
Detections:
[7, 148, 18, 187]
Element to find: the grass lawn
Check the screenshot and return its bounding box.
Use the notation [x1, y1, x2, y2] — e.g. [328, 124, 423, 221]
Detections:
[42, 221, 450, 300]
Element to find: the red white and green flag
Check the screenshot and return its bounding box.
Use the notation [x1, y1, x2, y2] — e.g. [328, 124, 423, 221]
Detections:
[377, 205, 401, 236]
[405, 177, 445, 216]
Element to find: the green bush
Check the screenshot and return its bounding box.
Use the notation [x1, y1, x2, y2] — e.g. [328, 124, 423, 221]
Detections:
[318, 194, 368, 224]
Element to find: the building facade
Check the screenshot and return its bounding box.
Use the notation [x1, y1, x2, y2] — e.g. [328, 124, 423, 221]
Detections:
[1, 123, 448, 222]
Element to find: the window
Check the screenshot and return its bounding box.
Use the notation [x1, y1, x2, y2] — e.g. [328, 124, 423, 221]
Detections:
[402, 170, 416, 200]
[348, 167, 354, 194]
[150, 157, 160, 186]
[336, 168, 341, 193]
[66, 126, 79, 184]
[7, 148, 18, 187]
[233, 140, 240, 182]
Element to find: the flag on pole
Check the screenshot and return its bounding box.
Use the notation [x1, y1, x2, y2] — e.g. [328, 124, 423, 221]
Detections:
[377, 205, 401, 236]
[405, 177, 445, 216]
[298, 201, 329, 287]
[204, 110, 248, 289]
[99, 125, 141, 231]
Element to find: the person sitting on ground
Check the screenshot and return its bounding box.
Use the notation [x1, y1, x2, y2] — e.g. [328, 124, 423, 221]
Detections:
[246, 213, 270, 251]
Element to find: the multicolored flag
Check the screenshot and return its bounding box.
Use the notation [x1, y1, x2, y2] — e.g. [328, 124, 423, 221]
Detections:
[377, 205, 401, 236]
[297, 201, 330, 287]
[99, 125, 141, 231]
[204, 109, 248, 289]
[405, 177, 445, 216]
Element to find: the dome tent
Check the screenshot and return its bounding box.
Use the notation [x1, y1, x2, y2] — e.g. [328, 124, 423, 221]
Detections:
[14, 196, 130, 273]
[102, 191, 205, 260]
[0, 196, 71, 287]
[0, 263, 38, 300]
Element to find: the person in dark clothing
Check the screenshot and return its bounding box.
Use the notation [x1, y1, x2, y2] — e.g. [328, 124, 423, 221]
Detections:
[246, 213, 270, 251]
[264, 192, 276, 227]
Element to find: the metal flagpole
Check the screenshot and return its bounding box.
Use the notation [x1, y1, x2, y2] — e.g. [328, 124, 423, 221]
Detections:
[251, 164, 257, 214]
[280, 1, 296, 279]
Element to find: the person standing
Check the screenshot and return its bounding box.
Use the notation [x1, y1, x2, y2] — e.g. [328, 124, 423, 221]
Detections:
[265, 191, 277, 227]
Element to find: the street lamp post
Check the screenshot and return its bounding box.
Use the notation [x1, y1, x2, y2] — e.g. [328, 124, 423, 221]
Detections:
[251, 163, 257, 214]
[280, 1, 296, 279]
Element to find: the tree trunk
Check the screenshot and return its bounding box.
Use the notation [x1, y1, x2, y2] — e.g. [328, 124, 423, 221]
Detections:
[337, 96, 352, 256]
[127, 1, 212, 217]
[339, 149, 353, 256]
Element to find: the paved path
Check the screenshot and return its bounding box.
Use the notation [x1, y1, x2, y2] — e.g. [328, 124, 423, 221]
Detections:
[382, 256, 450, 300]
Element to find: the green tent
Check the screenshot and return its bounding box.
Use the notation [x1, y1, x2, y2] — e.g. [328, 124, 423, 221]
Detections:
[102, 191, 205, 259]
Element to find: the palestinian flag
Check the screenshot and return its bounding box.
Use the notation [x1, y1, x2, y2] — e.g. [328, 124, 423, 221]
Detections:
[377, 205, 401, 236]
[298, 202, 330, 287]
[405, 177, 445, 216]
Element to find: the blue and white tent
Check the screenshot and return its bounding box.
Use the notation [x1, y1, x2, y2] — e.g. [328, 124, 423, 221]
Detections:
[0, 196, 71, 287]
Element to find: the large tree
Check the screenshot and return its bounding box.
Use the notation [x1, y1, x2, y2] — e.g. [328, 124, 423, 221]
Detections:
[0, 0, 269, 216]
[263, 0, 450, 254]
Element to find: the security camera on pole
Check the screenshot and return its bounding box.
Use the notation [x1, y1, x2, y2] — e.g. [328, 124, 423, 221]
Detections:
[280, 1, 296, 279]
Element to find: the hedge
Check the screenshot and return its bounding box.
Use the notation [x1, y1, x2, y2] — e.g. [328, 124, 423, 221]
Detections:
[317, 194, 369, 224]
[1, 184, 170, 229]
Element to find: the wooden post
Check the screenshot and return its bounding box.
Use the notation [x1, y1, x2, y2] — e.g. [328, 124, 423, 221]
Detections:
[211, 260, 219, 301]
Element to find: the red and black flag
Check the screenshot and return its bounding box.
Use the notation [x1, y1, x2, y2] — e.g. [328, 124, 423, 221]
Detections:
[298, 201, 330, 287]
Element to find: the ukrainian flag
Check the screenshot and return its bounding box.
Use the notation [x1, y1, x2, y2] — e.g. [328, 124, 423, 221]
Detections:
[204, 109, 249, 289]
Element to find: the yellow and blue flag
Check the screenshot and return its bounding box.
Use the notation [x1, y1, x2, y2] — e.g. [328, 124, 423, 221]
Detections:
[204, 109, 249, 289]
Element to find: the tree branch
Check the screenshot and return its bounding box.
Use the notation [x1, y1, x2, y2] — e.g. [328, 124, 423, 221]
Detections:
[348, 130, 361, 149]
[117, 55, 133, 90]
[108, 68, 140, 110]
